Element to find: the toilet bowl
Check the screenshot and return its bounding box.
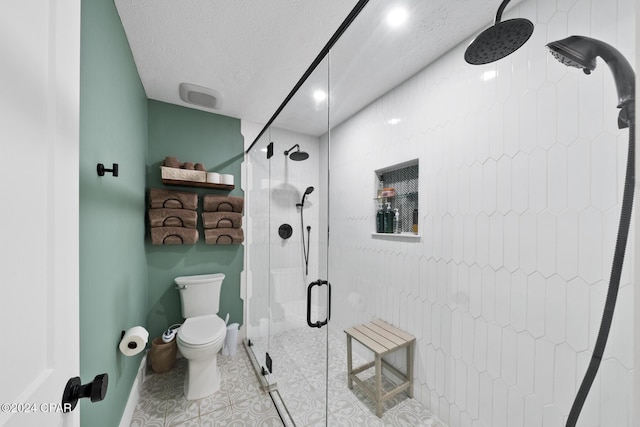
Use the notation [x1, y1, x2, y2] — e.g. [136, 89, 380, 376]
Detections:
[175, 273, 227, 400]
[176, 314, 226, 400]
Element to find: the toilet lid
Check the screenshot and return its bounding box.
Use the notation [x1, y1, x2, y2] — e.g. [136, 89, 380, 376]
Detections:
[179, 315, 225, 346]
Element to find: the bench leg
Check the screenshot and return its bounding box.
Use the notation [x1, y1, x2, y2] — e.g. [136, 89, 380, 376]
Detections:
[346, 335, 353, 389]
[375, 354, 382, 417]
[407, 341, 414, 398]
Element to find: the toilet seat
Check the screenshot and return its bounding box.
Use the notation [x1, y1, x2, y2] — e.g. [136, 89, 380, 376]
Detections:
[178, 315, 225, 348]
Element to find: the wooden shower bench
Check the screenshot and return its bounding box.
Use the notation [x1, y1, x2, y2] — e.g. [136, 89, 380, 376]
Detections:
[344, 319, 415, 417]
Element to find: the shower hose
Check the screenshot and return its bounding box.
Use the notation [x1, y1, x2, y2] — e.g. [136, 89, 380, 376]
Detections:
[566, 119, 635, 426]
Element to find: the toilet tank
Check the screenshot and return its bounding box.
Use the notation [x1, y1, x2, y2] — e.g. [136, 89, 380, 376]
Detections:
[175, 273, 225, 318]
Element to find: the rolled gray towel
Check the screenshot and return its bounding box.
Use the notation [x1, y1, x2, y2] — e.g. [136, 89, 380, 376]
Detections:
[149, 188, 198, 210]
[149, 208, 198, 229]
[204, 228, 244, 244]
[202, 212, 242, 229]
[150, 227, 199, 245]
[203, 195, 244, 213]
[163, 156, 180, 168]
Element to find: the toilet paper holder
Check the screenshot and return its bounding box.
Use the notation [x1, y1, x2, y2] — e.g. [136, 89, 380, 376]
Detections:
[120, 330, 139, 350]
[119, 326, 149, 357]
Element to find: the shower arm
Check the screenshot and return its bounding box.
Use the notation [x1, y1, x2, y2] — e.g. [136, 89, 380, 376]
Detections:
[494, 0, 510, 23]
[284, 144, 300, 155]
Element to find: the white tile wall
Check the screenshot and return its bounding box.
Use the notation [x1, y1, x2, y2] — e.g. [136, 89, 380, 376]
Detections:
[245, 127, 321, 340]
[323, 0, 635, 425]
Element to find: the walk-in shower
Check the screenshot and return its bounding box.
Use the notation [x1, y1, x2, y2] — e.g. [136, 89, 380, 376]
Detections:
[244, 1, 635, 426]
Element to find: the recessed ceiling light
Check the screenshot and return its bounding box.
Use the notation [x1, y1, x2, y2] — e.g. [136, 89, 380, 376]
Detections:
[313, 90, 327, 103]
[387, 6, 408, 28]
[388, 118, 402, 125]
[482, 70, 497, 81]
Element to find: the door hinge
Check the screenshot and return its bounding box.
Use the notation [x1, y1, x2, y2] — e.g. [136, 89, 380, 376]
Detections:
[266, 352, 273, 374]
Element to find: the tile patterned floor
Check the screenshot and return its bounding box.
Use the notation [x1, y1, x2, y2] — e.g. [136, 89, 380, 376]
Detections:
[132, 328, 447, 426]
[254, 327, 448, 427]
[130, 349, 283, 427]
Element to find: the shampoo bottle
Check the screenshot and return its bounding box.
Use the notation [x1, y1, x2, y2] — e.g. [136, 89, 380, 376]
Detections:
[376, 201, 384, 233]
[384, 203, 393, 233]
[393, 208, 401, 233]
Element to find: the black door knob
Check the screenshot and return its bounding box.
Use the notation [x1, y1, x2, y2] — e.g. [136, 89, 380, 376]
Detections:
[61, 373, 108, 412]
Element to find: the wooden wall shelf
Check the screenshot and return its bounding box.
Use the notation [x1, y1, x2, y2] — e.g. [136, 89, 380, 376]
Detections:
[161, 178, 234, 191]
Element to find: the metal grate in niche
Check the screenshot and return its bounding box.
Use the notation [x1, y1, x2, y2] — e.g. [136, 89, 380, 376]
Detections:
[379, 164, 419, 233]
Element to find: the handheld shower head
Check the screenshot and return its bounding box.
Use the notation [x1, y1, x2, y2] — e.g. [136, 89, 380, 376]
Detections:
[297, 186, 314, 207]
[284, 144, 309, 161]
[546, 35, 636, 427]
[546, 36, 635, 126]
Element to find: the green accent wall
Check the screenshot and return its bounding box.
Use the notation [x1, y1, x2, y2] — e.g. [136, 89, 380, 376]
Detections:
[79, 0, 148, 426]
[145, 100, 245, 341]
[80, 3, 244, 424]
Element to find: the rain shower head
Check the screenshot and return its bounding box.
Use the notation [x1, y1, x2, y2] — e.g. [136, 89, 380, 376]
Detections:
[464, 0, 534, 65]
[284, 144, 309, 161]
[546, 36, 635, 120]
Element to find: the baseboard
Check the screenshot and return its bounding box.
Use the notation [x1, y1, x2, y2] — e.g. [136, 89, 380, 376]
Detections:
[119, 353, 147, 427]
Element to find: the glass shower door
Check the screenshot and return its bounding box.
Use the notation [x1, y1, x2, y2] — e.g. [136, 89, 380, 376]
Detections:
[261, 54, 331, 425]
[244, 130, 271, 382]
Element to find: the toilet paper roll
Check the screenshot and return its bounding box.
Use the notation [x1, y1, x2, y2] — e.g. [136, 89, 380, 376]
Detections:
[207, 172, 220, 184]
[220, 174, 234, 185]
[119, 326, 149, 356]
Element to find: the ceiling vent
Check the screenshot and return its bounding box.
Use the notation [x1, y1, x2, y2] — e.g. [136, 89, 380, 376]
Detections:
[179, 83, 222, 109]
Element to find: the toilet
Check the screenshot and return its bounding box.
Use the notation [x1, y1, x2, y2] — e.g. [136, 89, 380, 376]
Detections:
[175, 273, 227, 400]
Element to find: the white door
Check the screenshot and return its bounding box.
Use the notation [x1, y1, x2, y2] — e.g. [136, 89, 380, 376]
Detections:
[0, 1, 80, 426]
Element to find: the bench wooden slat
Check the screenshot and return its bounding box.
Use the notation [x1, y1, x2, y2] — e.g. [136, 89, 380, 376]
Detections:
[345, 327, 388, 354]
[371, 319, 415, 342]
[362, 322, 408, 346]
[353, 324, 397, 351]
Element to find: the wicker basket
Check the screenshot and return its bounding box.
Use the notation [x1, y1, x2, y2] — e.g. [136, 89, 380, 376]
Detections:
[149, 336, 177, 373]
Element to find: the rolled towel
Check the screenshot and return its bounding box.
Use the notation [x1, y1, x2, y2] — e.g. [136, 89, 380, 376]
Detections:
[149, 208, 198, 229]
[149, 188, 198, 210]
[151, 227, 199, 245]
[182, 162, 195, 170]
[204, 228, 244, 245]
[163, 156, 180, 168]
[202, 212, 242, 229]
[203, 195, 244, 213]
[194, 163, 206, 171]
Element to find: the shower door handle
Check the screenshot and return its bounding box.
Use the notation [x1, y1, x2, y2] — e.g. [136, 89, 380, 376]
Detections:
[306, 280, 331, 328]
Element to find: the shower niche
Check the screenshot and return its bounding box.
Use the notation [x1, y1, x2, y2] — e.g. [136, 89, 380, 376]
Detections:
[373, 159, 419, 240]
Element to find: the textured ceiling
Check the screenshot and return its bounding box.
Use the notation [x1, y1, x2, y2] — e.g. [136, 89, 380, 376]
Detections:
[115, 0, 525, 137]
